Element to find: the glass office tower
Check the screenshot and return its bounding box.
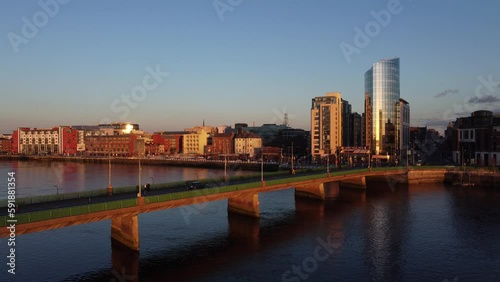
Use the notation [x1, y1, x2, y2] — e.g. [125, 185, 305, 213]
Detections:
[365, 58, 400, 156]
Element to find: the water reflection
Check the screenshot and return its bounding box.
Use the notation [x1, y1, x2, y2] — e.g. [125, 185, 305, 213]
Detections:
[447, 186, 500, 279]
[362, 185, 410, 282]
[0, 160, 254, 198]
[227, 213, 260, 251]
[111, 240, 139, 282]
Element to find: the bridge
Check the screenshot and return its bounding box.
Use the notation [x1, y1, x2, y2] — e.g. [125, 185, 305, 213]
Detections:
[0, 167, 446, 252]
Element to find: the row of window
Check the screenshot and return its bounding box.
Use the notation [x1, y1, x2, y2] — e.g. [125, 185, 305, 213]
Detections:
[20, 131, 58, 136]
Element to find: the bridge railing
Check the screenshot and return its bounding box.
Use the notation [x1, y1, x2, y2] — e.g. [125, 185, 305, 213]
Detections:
[0, 198, 138, 227]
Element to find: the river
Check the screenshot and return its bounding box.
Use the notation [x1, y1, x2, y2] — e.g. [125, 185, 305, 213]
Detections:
[1, 160, 499, 281]
[0, 160, 255, 199]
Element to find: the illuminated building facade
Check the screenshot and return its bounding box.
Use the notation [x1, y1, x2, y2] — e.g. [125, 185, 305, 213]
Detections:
[365, 58, 409, 159]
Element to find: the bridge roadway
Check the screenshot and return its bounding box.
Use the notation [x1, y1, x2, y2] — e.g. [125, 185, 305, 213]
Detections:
[0, 169, 339, 216]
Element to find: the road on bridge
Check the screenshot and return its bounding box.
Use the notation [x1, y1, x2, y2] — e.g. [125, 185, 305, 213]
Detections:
[0, 168, 348, 216]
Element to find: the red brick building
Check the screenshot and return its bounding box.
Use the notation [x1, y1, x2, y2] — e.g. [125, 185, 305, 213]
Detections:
[60, 126, 79, 155]
[84, 134, 139, 157]
[0, 137, 12, 154]
[151, 132, 183, 155]
[212, 133, 234, 154]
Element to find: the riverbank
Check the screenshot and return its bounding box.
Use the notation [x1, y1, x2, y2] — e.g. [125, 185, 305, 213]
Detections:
[0, 155, 280, 171]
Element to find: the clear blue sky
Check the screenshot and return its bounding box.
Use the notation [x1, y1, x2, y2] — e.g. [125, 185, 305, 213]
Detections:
[1, 0, 499, 134]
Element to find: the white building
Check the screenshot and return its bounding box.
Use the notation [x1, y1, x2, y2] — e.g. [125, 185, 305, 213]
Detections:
[234, 132, 262, 158]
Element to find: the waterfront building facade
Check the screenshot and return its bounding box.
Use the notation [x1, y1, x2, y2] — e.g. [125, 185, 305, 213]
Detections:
[234, 132, 262, 158]
[84, 134, 140, 157]
[310, 92, 343, 162]
[183, 130, 209, 155]
[0, 135, 12, 154]
[11, 126, 79, 155]
[151, 132, 183, 155]
[211, 133, 235, 155]
[445, 110, 500, 166]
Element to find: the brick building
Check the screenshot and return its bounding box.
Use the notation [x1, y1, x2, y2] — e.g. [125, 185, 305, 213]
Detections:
[0, 135, 11, 154]
[84, 134, 139, 157]
[151, 132, 183, 155]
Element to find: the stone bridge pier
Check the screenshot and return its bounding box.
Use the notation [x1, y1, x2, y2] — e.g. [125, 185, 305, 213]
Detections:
[111, 214, 140, 251]
[339, 176, 367, 189]
[227, 192, 260, 218]
[295, 181, 340, 200]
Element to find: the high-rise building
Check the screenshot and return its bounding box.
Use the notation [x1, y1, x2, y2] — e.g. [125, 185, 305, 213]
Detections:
[342, 99, 352, 147]
[310, 92, 343, 162]
[397, 98, 411, 163]
[351, 112, 362, 147]
[364, 93, 372, 149]
[364, 58, 409, 161]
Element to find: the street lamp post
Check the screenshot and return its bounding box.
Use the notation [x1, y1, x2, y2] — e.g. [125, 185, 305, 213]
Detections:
[107, 150, 113, 196]
[149, 176, 154, 185]
[137, 156, 142, 198]
[406, 148, 409, 168]
[326, 153, 330, 176]
[224, 144, 227, 182]
[368, 149, 371, 169]
[54, 185, 59, 195]
[261, 146, 265, 186]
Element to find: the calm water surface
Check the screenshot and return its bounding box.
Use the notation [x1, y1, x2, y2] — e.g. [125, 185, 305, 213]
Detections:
[1, 161, 499, 281]
[0, 160, 254, 198]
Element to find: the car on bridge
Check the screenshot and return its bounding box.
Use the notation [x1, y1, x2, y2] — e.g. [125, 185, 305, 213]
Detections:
[186, 181, 205, 190]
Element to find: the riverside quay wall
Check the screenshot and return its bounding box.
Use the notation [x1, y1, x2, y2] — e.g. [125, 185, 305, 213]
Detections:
[443, 170, 499, 188]
[355, 168, 499, 188]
